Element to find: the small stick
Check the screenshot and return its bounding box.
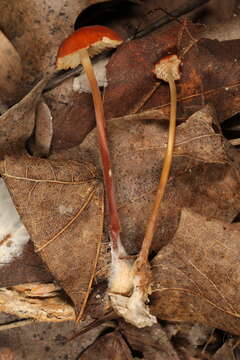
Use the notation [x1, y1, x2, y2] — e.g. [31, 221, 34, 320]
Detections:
[229, 138, 240, 146]
[0, 319, 34, 331]
[131, 0, 209, 40]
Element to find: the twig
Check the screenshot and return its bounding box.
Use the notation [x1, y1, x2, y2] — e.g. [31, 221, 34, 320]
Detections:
[229, 138, 240, 146]
[0, 284, 75, 322]
[43, 0, 209, 93]
[130, 0, 209, 40]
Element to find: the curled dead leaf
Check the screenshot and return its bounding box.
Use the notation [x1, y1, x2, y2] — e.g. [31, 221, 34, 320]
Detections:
[104, 21, 240, 124]
[30, 99, 53, 157]
[0, 78, 48, 158]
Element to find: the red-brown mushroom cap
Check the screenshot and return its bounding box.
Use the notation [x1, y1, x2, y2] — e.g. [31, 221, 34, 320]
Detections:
[56, 25, 123, 70]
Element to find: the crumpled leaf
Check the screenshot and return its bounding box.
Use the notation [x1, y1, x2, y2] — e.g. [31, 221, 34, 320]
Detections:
[0, 31, 22, 107]
[30, 99, 53, 157]
[0, 153, 104, 319]
[79, 331, 134, 360]
[55, 105, 240, 255]
[150, 208, 240, 335]
[104, 21, 240, 124]
[0, 78, 48, 158]
[28, 98, 53, 157]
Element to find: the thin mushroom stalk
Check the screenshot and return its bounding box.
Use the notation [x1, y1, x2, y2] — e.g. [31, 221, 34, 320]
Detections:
[79, 48, 135, 296]
[79, 48, 120, 250]
[137, 63, 178, 268]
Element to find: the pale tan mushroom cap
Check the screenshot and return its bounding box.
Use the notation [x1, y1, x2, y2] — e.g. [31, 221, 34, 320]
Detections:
[57, 37, 122, 70]
[154, 54, 181, 82]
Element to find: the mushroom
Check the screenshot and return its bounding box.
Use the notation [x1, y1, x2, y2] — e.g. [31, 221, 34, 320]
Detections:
[137, 54, 181, 267]
[56, 26, 122, 250]
[57, 26, 136, 309]
[108, 55, 181, 328]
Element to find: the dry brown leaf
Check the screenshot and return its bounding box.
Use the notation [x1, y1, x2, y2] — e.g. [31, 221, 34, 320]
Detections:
[0, 153, 104, 319]
[204, 17, 240, 41]
[79, 331, 134, 360]
[151, 208, 240, 335]
[0, 31, 22, 107]
[104, 21, 240, 124]
[48, 20, 240, 152]
[1, 103, 239, 322]
[0, 78, 48, 158]
[55, 104, 240, 256]
[45, 78, 96, 151]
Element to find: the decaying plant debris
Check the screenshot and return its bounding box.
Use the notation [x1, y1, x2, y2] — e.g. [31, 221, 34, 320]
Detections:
[0, 0, 240, 358]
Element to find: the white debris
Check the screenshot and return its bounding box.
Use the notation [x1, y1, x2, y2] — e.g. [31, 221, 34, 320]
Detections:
[109, 242, 134, 295]
[109, 272, 157, 328]
[108, 239, 157, 328]
[0, 179, 29, 266]
[73, 57, 109, 93]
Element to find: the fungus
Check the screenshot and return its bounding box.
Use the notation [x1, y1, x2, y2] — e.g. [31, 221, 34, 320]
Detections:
[57, 26, 136, 315]
[56, 26, 122, 250]
[109, 55, 181, 328]
[137, 54, 181, 267]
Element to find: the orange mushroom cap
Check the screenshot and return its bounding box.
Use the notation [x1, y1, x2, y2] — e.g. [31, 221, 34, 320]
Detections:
[56, 25, 123, 70]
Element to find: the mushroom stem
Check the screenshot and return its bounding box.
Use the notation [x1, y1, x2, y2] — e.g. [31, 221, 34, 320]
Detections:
[137, 70, 177, 266]
[79, 49, 120, 249]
